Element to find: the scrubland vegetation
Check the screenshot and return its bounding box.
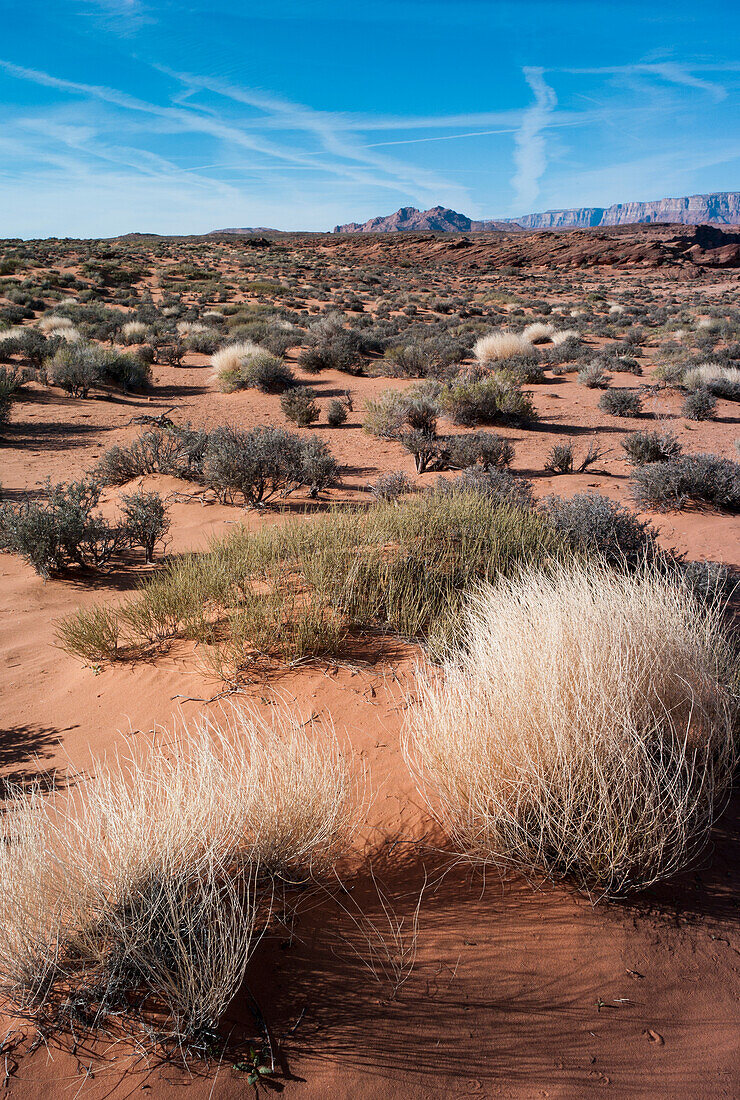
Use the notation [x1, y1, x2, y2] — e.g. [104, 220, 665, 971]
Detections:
[405, 562, 736, 896]
[0, 709, 355, 1050]
[0, 230, 738, 1081]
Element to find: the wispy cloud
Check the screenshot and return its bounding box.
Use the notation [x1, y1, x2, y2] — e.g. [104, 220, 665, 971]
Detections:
[511, 67, 558, 212]
[564, 61, 736, 102]
[78, 0, 151, 33]
[155, 67, 473, 210]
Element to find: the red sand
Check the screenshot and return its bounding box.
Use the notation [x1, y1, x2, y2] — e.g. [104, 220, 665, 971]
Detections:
[1, 271, 739, 1097]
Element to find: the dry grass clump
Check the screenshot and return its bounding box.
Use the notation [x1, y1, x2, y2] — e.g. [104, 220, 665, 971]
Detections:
[474, 331, 532, 364]
[121, 320, 149, 343]
[212, 339, 262, 377]
[176, 320, 209, 336]
[211, 340, 293, 393]
[0, 708, 355, 1046]
[37, 314, 75, 334]
[405, 562, 736, 897]
[521, 321, 555, 344]
[550, 328, 579, 346]
[47, 325, 81, 343]
[682, 363, 740, 398]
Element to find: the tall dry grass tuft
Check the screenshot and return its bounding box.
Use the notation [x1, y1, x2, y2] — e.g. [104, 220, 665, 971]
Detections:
[38, 314, 75, 334]
[521, 321, 555, 344]
[473, 330, 532, 363]
[0, 708, 357, 1043]
[404, 562, 736, 897]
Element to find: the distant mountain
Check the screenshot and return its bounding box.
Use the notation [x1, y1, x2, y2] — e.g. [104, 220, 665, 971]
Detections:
[509, 192, 740, 230]
[331, 193, 740, 234]
[332, 206, 515, 234]
[211, 226, 282, 235]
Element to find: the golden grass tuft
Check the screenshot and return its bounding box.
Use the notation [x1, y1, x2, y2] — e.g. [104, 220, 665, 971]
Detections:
[0, 708, 356, 1042]
[521, 321, 555, 344]
[404, 562, 736, 897]
[473, 330, 532, 363]
[37, 314, 75, 333]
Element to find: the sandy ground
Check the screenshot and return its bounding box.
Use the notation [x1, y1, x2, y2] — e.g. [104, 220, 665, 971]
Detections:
[0, 269, 739, 1097]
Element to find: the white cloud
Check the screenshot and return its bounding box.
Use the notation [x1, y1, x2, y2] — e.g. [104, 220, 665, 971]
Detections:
[511, 67, 558, 212]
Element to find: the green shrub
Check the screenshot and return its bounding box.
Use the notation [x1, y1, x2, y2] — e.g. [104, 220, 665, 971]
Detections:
[631, 455, 740, 512]
[621, 430, 682, 465]
[120, 490, 170, 563]
[202, 425, 337, 506]
[540, 492, 658, 567]
[326, 398, 348, 427]
[280, 386, 320, 426]
[61, 492, 568, 669]
[598, 389, 642, 417]
[681, 389, 717, 421]
[55, 606, 120, 663]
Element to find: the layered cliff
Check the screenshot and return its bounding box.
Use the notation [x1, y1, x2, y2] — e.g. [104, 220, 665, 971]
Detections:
[510, 193, 740, 230]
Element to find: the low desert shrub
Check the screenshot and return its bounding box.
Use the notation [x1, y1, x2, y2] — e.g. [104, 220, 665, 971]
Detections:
[0, 328, 51, 368]
[439, 376, 535, 427]
[99, 348, 150, 392]
[578, 362, 611, 389]
[445, 431, 514, 470]
[280, 386, 320, 426]
[120, 489, 170, 563]
[0, 366, 24, 426]
[405, 562, 736, 896]
[298, 314, 373, 374]
[631, 454, 740, 512]
[202, 425, 337, 505]
[48, 344, 149, 396]
[213, 342, 294, 393]
[433, 467, 534, 510]
[621, 429, 682, 465]
[326, 398, 349, 427]
[681, 388, 717, 421]
[369, 471, 415, 502]
[95, 426, 206, 484]
[0, 480, 170, 576]
[181, 327, 218, 354]
[540, 492, 658, 566]
[598, 389, 642, 417]
[47, 344, 104, 397]
[543, 439, 607, 475]
[0, 479, 120, 576]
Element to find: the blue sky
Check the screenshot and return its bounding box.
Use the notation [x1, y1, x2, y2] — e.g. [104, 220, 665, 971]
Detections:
[1, 0, 738, 237]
